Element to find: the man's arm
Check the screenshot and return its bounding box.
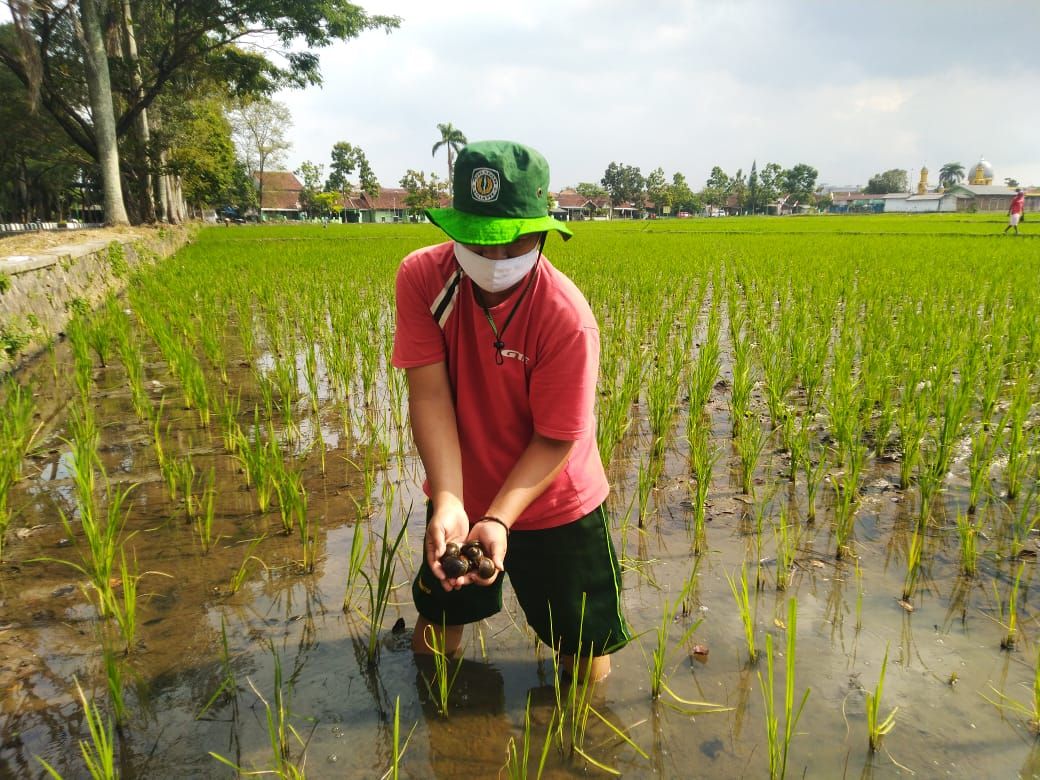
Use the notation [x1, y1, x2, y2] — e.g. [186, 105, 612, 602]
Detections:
[406, 362, 469, 589]
[465, 433, 577, 579]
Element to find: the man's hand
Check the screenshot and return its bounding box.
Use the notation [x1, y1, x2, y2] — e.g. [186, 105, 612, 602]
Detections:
[463, 518, 508, 586]
[426, 501, 470, 591]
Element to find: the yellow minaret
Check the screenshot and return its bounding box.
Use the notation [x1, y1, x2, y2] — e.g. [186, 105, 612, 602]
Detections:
[971, 157, 993, 185]
[918, 165, 928, 195]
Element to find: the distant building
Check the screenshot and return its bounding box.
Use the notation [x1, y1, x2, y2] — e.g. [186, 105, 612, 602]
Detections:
[338, 188, 450, 223]
[553, 189, 608, 220]
[253, 171, 303, 220]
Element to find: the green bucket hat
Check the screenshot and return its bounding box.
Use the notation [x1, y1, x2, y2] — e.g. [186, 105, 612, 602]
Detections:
[426, 140, 574, 245]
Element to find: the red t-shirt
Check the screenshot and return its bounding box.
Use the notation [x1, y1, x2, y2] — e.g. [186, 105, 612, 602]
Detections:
[1011, 193, 1025, 214]
[391, 241, 608, 530]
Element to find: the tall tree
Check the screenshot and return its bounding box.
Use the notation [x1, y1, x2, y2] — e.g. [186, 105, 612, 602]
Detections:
[399, 169, 447, 212]
[327, 141, 379, 201]
[601, 162, 644, 212]
[78, 0, 129, 225]
[863, 169, 909, 195]
[669, 172, 697, 213]
[702, 166, 730, 211]
[645, 167, 671, 213]
[0, 1, 399, 223]
[296, 160, 325, 213]
[432, 123, 467, 191]
[575, 182, 607, 200]
[938, 162, 965, 190]
[782, 164, 818, 207]
[746, 161, 759, 214]
[230, 98, 291, 218]
[758, 162, 784, 207]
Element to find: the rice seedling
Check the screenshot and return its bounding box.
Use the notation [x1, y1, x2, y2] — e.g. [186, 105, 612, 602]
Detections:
[503, 692, 556, 780]
[36, 679, 116, 780]
[0, 379, 37, 560]
[341, 519, 370, 613]
[101, 643, 126, 728]
[1003, 368, 1033, 500]
[210, 642, 312, 778]
[687, 418, 718, 554]
[902, 526, 925, 602]
[197, 615, 239, 719]
[730, 330, 754, 438]
[865, 644, 898, 752]
[636, 452, 663, 527]
[833, 443, 865, 559]
[227, 535, 267, 595]
[736, 415, 766, 495]
[193, 468, 217, 552]
[361, 508, 408, 664]
[420, 619, 464, 717]
[981, 644, 1040, 733]
[854, 558, 864, 631]
[726, 563, 758, 664]
[758, 597, 810, 780]
[800, 423, 827, 524]
[382, 696, 417, 780]
[1010, 485, 1039, 560]
[773, 510, 798, 591]
[967, 424, 999, 514]
[999, 563, 1025, 651]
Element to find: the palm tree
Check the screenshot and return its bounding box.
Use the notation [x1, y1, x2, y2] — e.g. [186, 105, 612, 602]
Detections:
[432, 123, 468, 191]
[938, 162, 965, 190]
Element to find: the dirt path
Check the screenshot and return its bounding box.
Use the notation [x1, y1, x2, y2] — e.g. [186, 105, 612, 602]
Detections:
[0, 225, 181, 256]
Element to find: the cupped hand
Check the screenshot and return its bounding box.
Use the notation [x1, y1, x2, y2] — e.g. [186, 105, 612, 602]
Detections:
[426, 502, 470, 591]
[462, 518, 508, 587]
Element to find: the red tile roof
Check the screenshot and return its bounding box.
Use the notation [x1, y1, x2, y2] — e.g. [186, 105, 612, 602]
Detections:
[255, 171, 303, 211]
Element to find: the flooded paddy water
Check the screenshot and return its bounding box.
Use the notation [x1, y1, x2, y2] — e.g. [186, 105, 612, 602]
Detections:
[2, 217, 1040, 778]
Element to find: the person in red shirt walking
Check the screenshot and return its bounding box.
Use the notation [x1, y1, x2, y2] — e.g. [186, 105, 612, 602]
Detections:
[392, 140, 630, 682]
[1005, 188, 1026, 235]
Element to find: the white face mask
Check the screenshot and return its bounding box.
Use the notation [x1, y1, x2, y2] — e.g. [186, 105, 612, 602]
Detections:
[454, 241, 540, 294]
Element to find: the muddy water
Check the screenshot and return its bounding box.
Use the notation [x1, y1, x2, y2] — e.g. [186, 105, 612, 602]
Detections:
[3, 320, 1040, 779]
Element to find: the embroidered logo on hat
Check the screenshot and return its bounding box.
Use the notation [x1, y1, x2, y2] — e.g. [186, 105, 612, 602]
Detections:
[471, 167, 501, 202]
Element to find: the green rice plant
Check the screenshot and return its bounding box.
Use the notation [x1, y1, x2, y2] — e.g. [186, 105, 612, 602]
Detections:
[642, 589, 731, 714]
[420, 619, 464, 717]
[37, 678, 116, 780]
[228, 535, 267, 595]
[503, 692, 556, 780]
[999, 563, 1025, 651]
[111, 545, 151, 654]
[1010, 485, 1039, 560]
[783, 412, 802, 483]
[546, 597, 647, 774]
[902, 526, 925, 601]
[194, 468, 217, 552]
[101, 643, 126, 728]
[688, 419, 718, 554]
[773, 510, 798, 591]
[954, 510, 981, 578]
[361, 509, 408, 664]
[688, 300, 721, 414]
[736, 415, 766, 495]
[872, 385, 897, 458]
[800, 424, 827, 524]
[897, 386, 929, 490]
[383, 695, 417, 780]
[981, 644, 1040, 733]
[0, 379, 38, 560]
[636, 452, 663, 527]
[218, 389, 242, 454]
[1003, 369, 1033, 500]
[967, 424, 999, 513]
[833, 444, 865, 559]
[111, 310, 151, 421]
[761, 330, 795, 429]
[341, 519, 370, 613]
[730, 331, 754, 438]
[210, 642, 311, 778]
[65, 316, 95, 403]
[45, 478, 134, 619]
[865, 644, 898, 752]
[725, 563, 758, 664]
[757, 597, 810, 780]
[274, 465, 306, 537]
[197, 615, 238, 719]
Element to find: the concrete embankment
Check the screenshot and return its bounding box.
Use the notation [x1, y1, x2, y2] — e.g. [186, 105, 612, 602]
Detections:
[0, 225, 195, 374]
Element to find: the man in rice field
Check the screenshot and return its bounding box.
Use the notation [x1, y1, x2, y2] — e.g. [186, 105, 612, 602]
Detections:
[391, 140, 629, 682]
[1004, 188, 1026, 235]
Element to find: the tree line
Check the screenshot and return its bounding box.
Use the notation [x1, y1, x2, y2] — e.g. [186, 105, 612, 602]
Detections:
[0, 1, 398, 225]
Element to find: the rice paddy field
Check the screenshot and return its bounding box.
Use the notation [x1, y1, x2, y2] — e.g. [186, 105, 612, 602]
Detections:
[2, 214, 1040, 778]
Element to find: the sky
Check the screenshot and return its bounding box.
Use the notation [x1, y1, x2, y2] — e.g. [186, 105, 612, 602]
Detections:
[272, 0, 1040, 191]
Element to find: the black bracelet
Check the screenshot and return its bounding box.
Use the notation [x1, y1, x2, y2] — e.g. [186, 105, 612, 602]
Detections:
[477, 516, 510, 536]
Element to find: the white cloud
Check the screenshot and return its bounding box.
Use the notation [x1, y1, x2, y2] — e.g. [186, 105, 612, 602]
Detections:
[276, 0, 1040, 189]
